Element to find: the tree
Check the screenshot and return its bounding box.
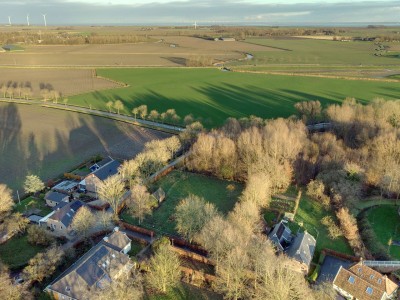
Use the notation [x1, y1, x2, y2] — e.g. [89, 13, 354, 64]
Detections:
[132, 107, 139, 119]
[146, 240, 181, 293]
[63, 97, 69, 106]
[137, 105, 148, 119]
[175, 195, 219, 242]
[114, 100, 124, 114]
[336, 207, 363, 252]
[27, 225, 54, 246]
[4, 213, 29, 235]
[96, 210, 114, 230]
[71, 206, 96, 239]
[94, 270, 143, 300]
[164, 136, 181, 158]
[0, 184, 14, 217]
[97, 175, 125, 216]
[106, 100, 114, 112]
[128, 184, 153, 224]
[23, 175, 45, 195]
[240, 172, 271, 208]
[148, 109, 159, 122]
[23, 246, 64, 283]
[0, 261, 32, 300]
[294, 100, 322, 124]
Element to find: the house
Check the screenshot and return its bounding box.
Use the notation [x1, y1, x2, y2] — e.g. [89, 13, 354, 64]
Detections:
[268, 220, 292, 251]
[46, 227, 133, 300]
[286, 231, 316, 274]
[80, 159, 121, 194]
[52, 180, 79, 194]
[44, 191, 70, 208]
[152, 187, 166, 204]
[40, 200, 86, 237]
[89, 157, 113, 173]
[333, 262, 398, 300]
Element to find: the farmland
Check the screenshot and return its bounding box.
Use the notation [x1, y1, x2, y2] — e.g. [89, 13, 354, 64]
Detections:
[121, 170, 243, 235]
[0, 36, 275, 67]
[0, 102, 171, 194]
[0, 68, 118, 98]
[69, 68, 400, 127]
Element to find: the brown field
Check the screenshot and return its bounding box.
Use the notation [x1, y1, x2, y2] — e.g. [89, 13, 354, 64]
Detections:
[0, 36, 278, 67]
[0, 68, 119, 98]
[0, 102, 171, 193]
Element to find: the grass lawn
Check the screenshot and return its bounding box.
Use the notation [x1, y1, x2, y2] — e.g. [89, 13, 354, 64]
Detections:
[0, 234, 44, 269]
[128, 241, 147, 257]
[14, 196, 52, 216]
[365, 205, 400, 260]
[121, 171, 243, 236]
[69, 68, 400, 127]
[145, 283, 222, 300]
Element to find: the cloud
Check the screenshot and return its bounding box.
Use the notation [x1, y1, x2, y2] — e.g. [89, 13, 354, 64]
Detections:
[0, 0, 399, 25]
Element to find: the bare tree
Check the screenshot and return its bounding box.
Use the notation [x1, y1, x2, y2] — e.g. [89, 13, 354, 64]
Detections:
[128, 184, 153, 224]
[0, 184, 14, 217]
[148, 109, 159, 122]
[175, 194, 219, 243]
[71, 206, 96, 239]
[114, 100, 124, 114]
[96, 210, 114, 230]
[106, 100, 114, 112]
[137, 105, 148, 119]
[97, 175, 126, 216]
[23, 175, 45, 195]
[241, 172, 271, 208]
[146, 240, 181, 293]
[164, 136, 181, 158]
[132, 107, 139, 119]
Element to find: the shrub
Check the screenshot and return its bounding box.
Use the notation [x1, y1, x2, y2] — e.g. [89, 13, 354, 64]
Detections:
[309, 265, 320, 282]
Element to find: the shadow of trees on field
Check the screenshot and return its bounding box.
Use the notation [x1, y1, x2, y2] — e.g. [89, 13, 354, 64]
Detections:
[0, 103, 171, 195]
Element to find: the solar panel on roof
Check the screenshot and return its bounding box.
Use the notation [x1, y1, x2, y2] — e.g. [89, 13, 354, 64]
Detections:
[76, 262, 105, 287]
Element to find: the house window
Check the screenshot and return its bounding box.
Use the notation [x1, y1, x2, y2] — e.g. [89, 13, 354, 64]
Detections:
[366, 287, 373, 295]
[348, 276, 355, 284]
[377, 278, 382, 284]
[357, 267, 361, 273]
[370, 275, 374, 280]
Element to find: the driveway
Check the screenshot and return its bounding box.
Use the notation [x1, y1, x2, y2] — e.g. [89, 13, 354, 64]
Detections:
[317, 255, 353, 284]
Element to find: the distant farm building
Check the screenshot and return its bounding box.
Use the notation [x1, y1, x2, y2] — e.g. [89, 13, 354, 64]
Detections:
[214, 37, 236, 42]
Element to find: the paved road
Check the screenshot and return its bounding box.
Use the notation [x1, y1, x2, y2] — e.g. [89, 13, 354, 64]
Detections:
[0, 98, 184, 133]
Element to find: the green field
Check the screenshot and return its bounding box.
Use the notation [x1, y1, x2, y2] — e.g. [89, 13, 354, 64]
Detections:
[366, 205, 400, 260]
[243, 38, 400, 66]
[69, 68, 400, 127]
[0, 234, 45, 269]
[121, 171, 243, 235]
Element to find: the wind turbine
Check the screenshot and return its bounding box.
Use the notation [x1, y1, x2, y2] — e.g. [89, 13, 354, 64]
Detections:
[42, 14, 47, 27]
[8, 16, 11, 26]
[27, 14, 30, 26]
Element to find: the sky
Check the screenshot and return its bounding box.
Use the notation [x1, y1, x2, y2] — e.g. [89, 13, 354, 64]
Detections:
[1, 0, 399, 25]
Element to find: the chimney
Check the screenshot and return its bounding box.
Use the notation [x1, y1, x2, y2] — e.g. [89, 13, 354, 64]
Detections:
[114, 227, 119, 232]
[103, 236, 109, 242]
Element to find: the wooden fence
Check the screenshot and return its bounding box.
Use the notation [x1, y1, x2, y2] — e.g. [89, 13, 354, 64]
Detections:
[119, 221, 155, 238]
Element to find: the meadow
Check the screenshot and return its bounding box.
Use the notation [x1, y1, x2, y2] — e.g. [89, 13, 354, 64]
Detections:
[0, 102, 170, 194]
[69, 68, 400, 127]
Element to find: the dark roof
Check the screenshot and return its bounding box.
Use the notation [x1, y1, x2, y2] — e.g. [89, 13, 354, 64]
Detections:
[268, 221, 292, 250]
[89, 157, 113, 172]
[152, 187, 166, 202]
[45, 191, 69, 203]
[50, 200, 85, 227]
[102, 230, 131, 252]
[52, 201, 69, 211]
[47, 230, 132, 300]
[91, 160, 120, 181]
[286, 231, 316, 268]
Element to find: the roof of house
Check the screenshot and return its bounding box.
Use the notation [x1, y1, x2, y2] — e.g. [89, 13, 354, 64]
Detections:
[89, 157, 113, 172]
[286, 231, 316, 268]
[152, 187, 166, 202]
[268, 221, 292, 249]
[333, 262, 398, 300]
[45, 191, 69, 203]
[91, 160, 120, 181]
[52, 181, 79, 192]
[47, 230, 133, 300]
[52, 201, 69, 211]
[49, 200, 85, 227]
[102, 230, 131, 252]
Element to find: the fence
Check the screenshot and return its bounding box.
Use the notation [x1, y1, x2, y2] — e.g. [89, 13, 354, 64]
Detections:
[119, 221, 155, 238]
[322, 248, 360, 262]
[168, 236, 209, 256]
[171, 246, 215, 266]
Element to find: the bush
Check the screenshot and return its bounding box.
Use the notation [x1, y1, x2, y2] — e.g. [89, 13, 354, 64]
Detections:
[27, 226, 54, 247]
[309, 265, 320, 282]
